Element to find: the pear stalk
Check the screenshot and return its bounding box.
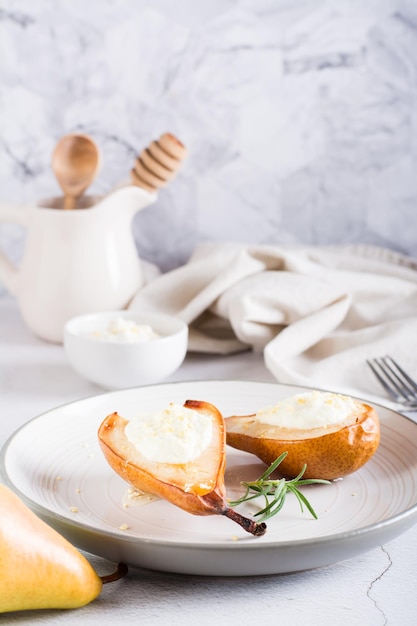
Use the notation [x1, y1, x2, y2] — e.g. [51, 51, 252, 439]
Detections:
[223, 508, 267, 536]
[101, 563, 128, 584]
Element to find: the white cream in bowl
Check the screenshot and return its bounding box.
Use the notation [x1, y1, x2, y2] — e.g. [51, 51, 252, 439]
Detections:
[89, 317, 160, 342]
[64, 311, 188, 389]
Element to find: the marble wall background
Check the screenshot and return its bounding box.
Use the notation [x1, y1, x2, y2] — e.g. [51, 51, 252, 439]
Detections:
[1, 0, 417, 289]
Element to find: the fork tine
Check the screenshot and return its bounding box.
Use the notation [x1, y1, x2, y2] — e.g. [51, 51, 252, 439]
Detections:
[367, 359, 399, 401]
[379, 356, 417, 399]
[378, 356, 412, 397]
[386, 356, 417, 393]
[367, 356, 417, 408]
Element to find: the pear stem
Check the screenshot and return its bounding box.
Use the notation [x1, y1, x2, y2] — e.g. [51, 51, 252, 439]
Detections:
[101, 562, 128, 584]
[223, 507, 267, 536]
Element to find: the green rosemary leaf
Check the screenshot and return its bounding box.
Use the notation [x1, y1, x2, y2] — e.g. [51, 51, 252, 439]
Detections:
[288, 485, 319, 519]
[258, 452, 288, 480]
[290, 464, 308, 482]
[295, 478, 331, 487]
[255, 492, 286, 520]
[229, 454, 330, 522]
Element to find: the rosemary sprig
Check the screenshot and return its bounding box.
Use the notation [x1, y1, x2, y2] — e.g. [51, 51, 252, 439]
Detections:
[229, 452, 330, 522]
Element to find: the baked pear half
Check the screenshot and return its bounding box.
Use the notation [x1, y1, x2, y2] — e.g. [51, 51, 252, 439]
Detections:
[225, 391, 380, 480]
[98, 400, 266, 536]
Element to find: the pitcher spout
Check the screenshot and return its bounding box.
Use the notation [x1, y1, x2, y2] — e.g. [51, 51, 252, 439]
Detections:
[94, 184, 157, 219]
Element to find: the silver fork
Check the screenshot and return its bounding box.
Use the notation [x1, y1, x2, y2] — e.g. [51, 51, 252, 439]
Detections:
[367, 356, 417, 410]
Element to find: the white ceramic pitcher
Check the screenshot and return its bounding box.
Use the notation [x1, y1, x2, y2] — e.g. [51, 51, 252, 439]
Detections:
[0, 185, 156, 342]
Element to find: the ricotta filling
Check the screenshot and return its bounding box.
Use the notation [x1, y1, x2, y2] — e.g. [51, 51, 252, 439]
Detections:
[256, 391, 358, 430]
[125, 403, 212, 464]
[90, 317, 160, 342]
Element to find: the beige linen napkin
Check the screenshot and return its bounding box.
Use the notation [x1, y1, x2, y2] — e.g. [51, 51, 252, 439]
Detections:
[130, 242, 417, 398]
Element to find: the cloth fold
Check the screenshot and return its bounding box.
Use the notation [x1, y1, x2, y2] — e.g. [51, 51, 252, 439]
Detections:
[130, 242, 417, 398]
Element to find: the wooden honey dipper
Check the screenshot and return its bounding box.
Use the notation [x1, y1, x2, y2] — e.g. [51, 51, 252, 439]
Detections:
[131, 133, 187, 192]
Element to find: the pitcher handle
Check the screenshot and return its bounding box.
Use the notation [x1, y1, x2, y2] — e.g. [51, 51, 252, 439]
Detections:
[0, 202, 30, 295]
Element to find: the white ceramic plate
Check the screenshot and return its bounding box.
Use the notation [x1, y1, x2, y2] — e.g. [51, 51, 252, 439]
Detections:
[2, 381, 417, 576]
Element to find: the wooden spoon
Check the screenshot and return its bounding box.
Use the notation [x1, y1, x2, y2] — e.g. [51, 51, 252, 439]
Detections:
[52, 133, 101, 209]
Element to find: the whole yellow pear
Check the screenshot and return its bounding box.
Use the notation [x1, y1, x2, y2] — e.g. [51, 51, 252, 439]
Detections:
[0, 484, 102, 613]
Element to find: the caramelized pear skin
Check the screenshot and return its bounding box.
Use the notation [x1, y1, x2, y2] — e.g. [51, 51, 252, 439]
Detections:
[225, 403, 380, 480]
[98, 400, 266, 536]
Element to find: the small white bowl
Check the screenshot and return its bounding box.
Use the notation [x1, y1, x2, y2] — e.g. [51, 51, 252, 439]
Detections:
[64, 310, 188, 389]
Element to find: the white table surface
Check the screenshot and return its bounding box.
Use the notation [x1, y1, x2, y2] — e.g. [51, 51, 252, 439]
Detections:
[1, 294, 417, 626]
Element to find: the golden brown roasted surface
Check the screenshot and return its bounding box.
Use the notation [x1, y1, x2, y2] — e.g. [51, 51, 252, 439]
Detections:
[98, 400, 226, 515]
[98, 400, 267, 536]
[225, 401, 380, 480]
